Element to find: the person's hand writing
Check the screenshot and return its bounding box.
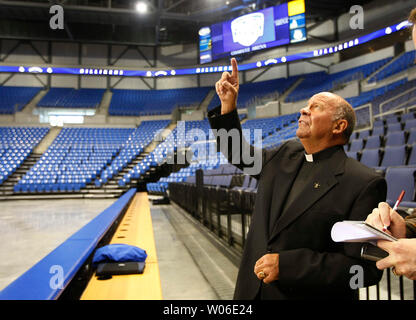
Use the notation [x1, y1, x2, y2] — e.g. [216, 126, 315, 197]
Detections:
[376, 239, 416, 280]
[365, 202, 406, 238]
[253, 253, 279, 284]
[215, 58, 239, 115]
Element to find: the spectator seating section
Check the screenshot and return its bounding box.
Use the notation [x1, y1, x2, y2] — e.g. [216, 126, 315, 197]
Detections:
[285, 58, 392, 103]
[119, 119, 214, 186]
[0, 127, 49, 185]
[15, 128, 134, 193]
[207, 76, 299, 111]
[0, 86, 42, 114]
[96, 120, 170, 186]
[353, 79, 411, 130]
[109, 87, 211, 116]
[261, 124, 298, 150]
[371, 79, 416, 117]
[343, 110, 416, 208]
[147, 112, 299, 194]
[171, 106, 416, 220]
[347, 79, 407, 109]
[37, 88, 105, 108]
[0, 188, 136, 300]
[147, 140, 229, 194]
[242, 113, 298, 142]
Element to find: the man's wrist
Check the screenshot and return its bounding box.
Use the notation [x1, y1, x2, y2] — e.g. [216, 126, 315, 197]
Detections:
[221, 103, 236, 115]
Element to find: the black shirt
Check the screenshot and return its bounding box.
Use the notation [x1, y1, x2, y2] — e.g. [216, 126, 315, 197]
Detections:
[280, 145, 344, 218]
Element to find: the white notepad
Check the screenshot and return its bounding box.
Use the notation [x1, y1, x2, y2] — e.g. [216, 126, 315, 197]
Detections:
[331, 221, 398, 243]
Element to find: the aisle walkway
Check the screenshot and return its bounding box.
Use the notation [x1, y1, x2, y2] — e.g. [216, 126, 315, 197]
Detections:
[151, 202, 238, 300]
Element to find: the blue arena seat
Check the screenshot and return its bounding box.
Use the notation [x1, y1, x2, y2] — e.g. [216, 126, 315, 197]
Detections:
[380, 145, 407, 168]
[349, 139, 364, 152]
[371, 125, 385, 136]
[384, 167, 416, 208]
[360, 148, 380, 167]
[404, 118, 416, 131]
[357, 129, 370, 139]
[386, 122, 402, 133]
[365, 135, 382, 149]
[407, 128, 416, 145]
[384, 131, 406, 147]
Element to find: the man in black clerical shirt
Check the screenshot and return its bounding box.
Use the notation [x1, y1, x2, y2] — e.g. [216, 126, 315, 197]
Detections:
[208, 58, 386, 300]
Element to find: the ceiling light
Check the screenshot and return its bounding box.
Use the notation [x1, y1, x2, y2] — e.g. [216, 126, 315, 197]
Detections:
[135, 2, 148, 14]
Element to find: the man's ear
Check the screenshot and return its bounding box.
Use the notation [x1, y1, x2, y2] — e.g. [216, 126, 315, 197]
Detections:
[333, 119, 348, 135]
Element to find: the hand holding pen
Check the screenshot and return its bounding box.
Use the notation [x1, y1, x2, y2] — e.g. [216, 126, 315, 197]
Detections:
[365, 191, 407, 239]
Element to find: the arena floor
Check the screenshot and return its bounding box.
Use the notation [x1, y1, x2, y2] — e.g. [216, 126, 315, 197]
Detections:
[0, 197, 238, 299]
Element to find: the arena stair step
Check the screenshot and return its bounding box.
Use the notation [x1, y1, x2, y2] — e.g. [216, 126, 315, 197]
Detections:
[0, 153, 43, 193]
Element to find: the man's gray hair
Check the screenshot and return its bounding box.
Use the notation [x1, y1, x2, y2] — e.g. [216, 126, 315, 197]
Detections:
[333, 98, 356, 143]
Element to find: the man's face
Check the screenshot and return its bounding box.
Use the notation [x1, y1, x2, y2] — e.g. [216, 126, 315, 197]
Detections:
[296, 93, 337, 142]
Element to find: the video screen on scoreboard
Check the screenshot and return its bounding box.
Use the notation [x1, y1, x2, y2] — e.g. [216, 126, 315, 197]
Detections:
[199, 0, 307, 64]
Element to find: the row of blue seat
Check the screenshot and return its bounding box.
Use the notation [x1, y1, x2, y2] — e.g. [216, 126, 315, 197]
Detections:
[0, 86, 42, 114]
[371, 79, 416, 117]
[347, 129, 416, 152]
[285, 58, 393, 103]
[119, 120, 216, 185]
[146, 151, 229, 193]
[207, 77, 299, 111]
[96, 120, 170, 186]
[109, 87, 211, 116]
[15, 127, 133, 192]
[0, 127, 50, 186]
[347, 143, 416, 170]
[37, 88, 105, 109]
[369, 51, 416, 83]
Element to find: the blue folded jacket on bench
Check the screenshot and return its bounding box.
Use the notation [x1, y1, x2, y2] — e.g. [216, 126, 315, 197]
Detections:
[92, 244, 147, 268]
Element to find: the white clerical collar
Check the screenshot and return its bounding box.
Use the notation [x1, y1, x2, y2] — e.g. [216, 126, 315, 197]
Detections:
[305, 153, 314, 162]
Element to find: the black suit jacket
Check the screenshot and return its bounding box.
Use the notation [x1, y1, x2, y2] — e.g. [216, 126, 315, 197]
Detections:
[208, 107, 386, 300]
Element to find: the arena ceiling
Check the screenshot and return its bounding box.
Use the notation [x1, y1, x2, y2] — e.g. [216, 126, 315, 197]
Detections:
[0, 0, 376, 45]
